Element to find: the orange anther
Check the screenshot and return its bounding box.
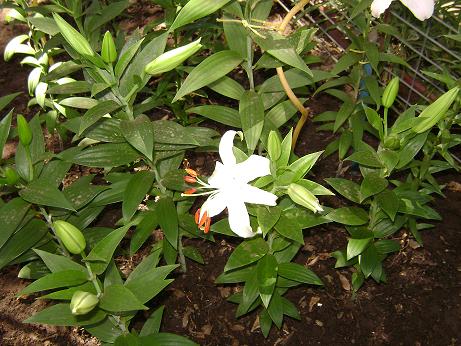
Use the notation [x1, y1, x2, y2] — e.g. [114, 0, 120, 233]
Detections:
[184, 188, 197, 195]
[198, 211, 209, 230]
[195, 208, 201, 224]
[184, 176, 197, 184]
[204, 217, 211, 234]
[185, 168, 198, 177]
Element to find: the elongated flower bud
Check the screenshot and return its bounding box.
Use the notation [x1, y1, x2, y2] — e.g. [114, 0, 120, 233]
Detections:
[382, 77, 399, 109]
[287, 183, 323, 213]
[70, 291, 99, 315]
[145, 38, 202, 75]
[53, 220, 86, 254]
[5, 167, 19, 185]
[17, 114, 33, 147]
[101, 31, 117, 63]
[413, 87, 459, 134]
[267, 131, 281, 161]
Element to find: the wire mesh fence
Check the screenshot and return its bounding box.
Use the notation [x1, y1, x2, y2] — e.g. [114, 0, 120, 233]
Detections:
[278, 0, 461, 109]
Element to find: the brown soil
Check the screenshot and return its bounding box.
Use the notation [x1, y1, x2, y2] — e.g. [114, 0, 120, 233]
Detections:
[1, 8, 460, 346]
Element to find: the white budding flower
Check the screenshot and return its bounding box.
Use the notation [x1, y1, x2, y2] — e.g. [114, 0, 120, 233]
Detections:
[182, 130, 278, 238]
[371, 0, 434, 21]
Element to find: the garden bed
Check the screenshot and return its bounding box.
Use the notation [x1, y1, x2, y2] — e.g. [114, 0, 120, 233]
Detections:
[1, 2, 461, 346]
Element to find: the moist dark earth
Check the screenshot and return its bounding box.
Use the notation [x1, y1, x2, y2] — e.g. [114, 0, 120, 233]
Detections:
[0, 8, 460, 346]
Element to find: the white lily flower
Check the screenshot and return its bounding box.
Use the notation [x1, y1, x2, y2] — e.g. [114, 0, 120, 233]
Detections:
[371, 0, 434, 21]
[182, 130, 278, 238]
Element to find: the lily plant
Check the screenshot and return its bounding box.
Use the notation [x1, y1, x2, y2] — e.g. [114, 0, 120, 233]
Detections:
[183, 130, 278, 238]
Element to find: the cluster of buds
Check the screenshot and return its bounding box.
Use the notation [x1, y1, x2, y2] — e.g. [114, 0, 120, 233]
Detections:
[182, 168, 212, 234]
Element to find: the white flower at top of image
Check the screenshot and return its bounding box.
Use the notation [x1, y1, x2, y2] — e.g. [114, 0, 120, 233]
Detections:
[182, 130, 278, 238]
[371, 0, 434, 21]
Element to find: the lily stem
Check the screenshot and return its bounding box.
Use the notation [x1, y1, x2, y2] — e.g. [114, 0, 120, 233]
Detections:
[383, 107, 389, 138]
[178, 237, 187, 273]
[276, 0, 311, 151]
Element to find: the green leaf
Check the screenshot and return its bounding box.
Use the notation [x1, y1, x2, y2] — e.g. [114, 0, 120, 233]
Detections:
[28, 16, 60, 35]
[0, 219, 48, 270]
[79, 100, 122, 135]
[121, 115, 155, 161]
[375, 239, 400, 254]
[0, 109, 13, 156]
[257, 206, 281, 235]
[120, 33, 168, 97]
[19, 270, 88, 296]
[326, 207, 369, 226]
[64, 175, 108, 210]
[267, 48, 312, 76]
[267, 291, 283, 328]
[47, 81, 92, 95]
[278, 262, 323, 285]
[25, 304, 106, 326]
[347, 238, 372, 260]
[139, 333, 198, 346]
[346, 150, 383, 168]
[52, 14, 95, 58]
[359, 244, 379, 278]
[130, 210, 159, 255]
[208, 76, 245, 100]
[257, 254, 278, 308]
[0, 197, 30, 248]
[139, 306, 164, 336]
[122, 171, 155, 222]
[186, 105, 241, 128]
[236, 273, 259, 317]
[183, 246, 204, 264]
[215, 267, 253, 284]
[34, 249, 87, 273]
[86, 225, 131, 274]
[375, 189, 399, 221]
[240, 90, 264, 153]
[170, 0, 232, 31]
[173, 50, 242, 102]
[19, 182, 75, 211]
[324, 178, 361, 202]
[99, 285, 147, 312]
[71, 143, 140, 167]
[278, 151, 323, 184]
[125, 264, 178, 303]
[360, 174, 388, 202]
[224, 237, 269, 271]
[156, 197, 179, 249]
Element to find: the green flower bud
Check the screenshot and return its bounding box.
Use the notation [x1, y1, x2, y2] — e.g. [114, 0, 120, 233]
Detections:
[287, 183, 323, 213]
[53, 220, 86, 254]
[413, 87, 460, 134]
[4, 167, 19, 185]
[70, 291, 99, 315]
[145, 38, 202, 75]
[382, 77, 400, 109]
[101, 31, 117, 64]
[383, 135, 400, 150]
[267, 131, 281, 161]
[17, 114, 33, 147]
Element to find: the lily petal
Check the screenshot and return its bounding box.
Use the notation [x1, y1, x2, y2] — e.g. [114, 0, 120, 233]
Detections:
[227, 198, 254, 238]
[219, 130, 237, 166]
[234, 155, 271, 183]
[240, 184, 278, 206]
[208, 162, 230, 188]
[400, 0, 434, 20]
[371, 0, 394, 17]
[200, 192, 227, 218]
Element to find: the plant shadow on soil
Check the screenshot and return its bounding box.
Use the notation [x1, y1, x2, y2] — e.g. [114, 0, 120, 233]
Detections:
[0, 12, 460, 346]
